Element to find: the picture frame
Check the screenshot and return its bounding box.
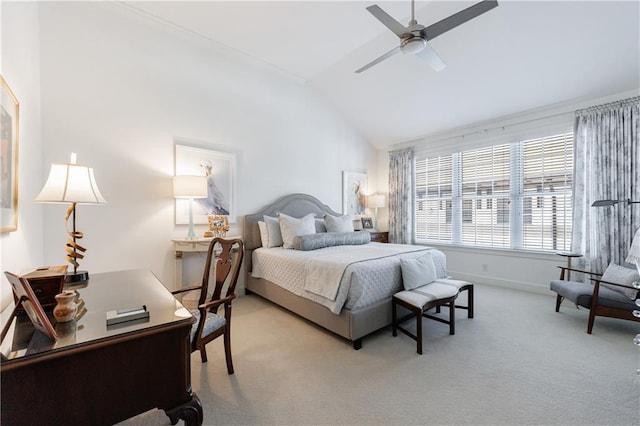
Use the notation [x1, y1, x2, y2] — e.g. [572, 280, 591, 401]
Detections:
[1, 76, 20, 233]
[342, 171, 367, 216]
[361, 217, 374, 229]
[207, 214, 229, 237]
[175, 143, 237, 224]
[3, 272, 57, 341]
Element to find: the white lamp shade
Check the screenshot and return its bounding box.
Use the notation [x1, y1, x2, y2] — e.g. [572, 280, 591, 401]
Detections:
[173, 175, 207, 199]
[36, 163, 106, 204]
[626, 228, 640, 263]
[367, 194, 385, 209]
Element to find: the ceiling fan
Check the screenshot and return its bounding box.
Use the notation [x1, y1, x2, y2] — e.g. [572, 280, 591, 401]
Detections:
[356, 0, 499, 73]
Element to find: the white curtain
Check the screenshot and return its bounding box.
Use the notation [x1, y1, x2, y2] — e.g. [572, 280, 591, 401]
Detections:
[572, 96, 640, 273]
[388, 148, 414, 244]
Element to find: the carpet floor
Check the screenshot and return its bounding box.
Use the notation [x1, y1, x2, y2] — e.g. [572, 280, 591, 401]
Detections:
[118, 284, 640, 425]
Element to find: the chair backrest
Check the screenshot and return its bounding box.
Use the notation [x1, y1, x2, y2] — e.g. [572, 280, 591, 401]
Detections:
[199, 237, 244, 309]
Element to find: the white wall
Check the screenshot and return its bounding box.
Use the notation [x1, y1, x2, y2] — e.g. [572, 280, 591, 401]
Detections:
[0, 2, 44, 308]
[32, 2, 376, 290]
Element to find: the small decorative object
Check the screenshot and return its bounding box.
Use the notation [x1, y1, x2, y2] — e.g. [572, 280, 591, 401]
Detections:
[36, 153, 107, 283]
[53, 290, 78, 323]
[208, 214, 229, 237]
[361, 217, 374, 229]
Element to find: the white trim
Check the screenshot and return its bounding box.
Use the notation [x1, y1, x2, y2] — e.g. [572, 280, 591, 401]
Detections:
[396, 89, 640, 158]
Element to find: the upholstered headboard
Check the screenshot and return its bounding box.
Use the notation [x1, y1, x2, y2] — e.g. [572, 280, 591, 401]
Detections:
[243, 193, 341, 253]
[243, 194, 342, 272]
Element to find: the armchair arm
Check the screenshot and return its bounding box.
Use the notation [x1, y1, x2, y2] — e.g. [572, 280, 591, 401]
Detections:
[198, 294, 236, 312]
[557, 266, 602, 280]
[171, 284, 202, 296]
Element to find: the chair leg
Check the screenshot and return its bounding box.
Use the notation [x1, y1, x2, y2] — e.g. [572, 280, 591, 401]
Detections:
[555, 294, 564, 312]
[467, 286, 474, 319]
[587, 307, 596, 334]
[224, 329, 234, 374]
[199, 346, 208, 363]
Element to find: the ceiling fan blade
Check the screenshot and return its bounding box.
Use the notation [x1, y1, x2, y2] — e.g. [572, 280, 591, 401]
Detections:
[366, 5, 409, 38]
[355, 45, 402, 74]
[421, 0, 498, 41]
[415, 42, 446, 72]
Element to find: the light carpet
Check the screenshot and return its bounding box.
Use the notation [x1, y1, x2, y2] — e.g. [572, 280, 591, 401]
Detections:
[118, 284, 640, 425]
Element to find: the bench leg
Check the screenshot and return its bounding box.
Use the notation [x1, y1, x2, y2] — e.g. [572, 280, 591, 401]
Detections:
[467, 286, 474, 319]
[449, 302, 455, 335]
[416, 307, 423, 355]
[392, 299, 398, 337]
[555, 294, 563, 312]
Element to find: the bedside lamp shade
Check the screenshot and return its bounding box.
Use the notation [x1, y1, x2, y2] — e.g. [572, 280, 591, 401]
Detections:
[367, 194, 385, 231]
[173, 175, 207, 240]
[173, 175, 207, 199]
[367, 194, 385, 209]
[36, 153, 106, 283]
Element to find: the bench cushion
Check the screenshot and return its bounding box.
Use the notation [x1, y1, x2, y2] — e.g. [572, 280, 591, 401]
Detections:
[550, 280, 637, 311]
[434, 278, 472, 290]
[395, 282, 459, 309]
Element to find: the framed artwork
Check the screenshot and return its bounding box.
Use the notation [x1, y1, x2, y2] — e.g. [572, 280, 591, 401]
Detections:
[342, 171, 367, 216]
[207, 214, 229, 237]
[361, 217, 374, 229]
[3, 272, 57, 341]
[175, 144, 236, 224]
[1, 76, 20, 233]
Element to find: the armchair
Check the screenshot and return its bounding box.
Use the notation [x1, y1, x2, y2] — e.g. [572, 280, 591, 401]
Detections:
[550, 265, 640, 333]
[172, 237, 244, 374]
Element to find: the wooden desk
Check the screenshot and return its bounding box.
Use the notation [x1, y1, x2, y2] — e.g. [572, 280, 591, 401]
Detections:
[1, 269, 202, 425]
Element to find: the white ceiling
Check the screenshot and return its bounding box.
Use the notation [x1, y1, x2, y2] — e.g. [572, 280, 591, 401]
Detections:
[125, 1, 640, 149]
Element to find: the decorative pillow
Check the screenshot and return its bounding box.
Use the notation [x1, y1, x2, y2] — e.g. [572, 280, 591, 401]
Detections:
[601, 263, 639, 299]
[278, 213, 316, 249]
[258, 215, 283, 248]
[292, 231, 371, 251]
[324, 214, 354, 233]
[400, 253, 437, 291]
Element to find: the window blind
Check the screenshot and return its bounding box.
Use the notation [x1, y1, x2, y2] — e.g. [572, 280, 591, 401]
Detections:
[414, 132, 573, 251]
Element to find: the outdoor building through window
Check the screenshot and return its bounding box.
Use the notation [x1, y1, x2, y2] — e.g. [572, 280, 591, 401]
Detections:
[414, 132, 573, 251]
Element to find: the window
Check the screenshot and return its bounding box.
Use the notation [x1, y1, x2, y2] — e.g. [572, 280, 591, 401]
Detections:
[414, 132, 573, 251]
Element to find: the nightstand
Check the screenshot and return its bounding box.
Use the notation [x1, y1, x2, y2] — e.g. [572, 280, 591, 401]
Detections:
[369, 231, 389, 243]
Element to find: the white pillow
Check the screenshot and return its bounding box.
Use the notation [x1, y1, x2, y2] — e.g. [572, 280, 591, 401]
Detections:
[258, 216, 283, 248]
[278, 213, 316, 249]
[325, 214, 354, 233]
[400, 253, 437, 291]
[601, 263, 639, 299]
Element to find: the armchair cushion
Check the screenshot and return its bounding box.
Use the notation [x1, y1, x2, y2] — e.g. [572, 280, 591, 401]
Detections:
[189, 310, 226, 343]
[601, 263, 639, 299]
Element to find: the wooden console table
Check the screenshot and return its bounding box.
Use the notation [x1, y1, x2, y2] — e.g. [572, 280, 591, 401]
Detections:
[1, 269, 202, 425]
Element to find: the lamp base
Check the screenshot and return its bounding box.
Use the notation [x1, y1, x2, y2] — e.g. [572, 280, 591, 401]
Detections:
[65, 271, 89, 284]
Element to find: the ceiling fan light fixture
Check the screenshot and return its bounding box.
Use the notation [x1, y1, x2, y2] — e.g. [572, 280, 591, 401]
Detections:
[401, 37, 426, 55]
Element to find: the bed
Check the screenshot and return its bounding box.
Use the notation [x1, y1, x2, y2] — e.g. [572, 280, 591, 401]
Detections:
[243, 193, 446, 349]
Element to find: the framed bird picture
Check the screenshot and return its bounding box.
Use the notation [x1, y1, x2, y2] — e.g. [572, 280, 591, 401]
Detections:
[174, 143, 237, 224]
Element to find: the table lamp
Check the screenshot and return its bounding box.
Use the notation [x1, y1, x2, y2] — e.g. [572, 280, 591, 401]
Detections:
[367, 194, 385, 231]
[173, 175, 208, 239]
[36, 153, 106, 283]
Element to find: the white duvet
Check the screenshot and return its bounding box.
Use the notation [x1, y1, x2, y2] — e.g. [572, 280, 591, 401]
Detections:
[251, 242, 446, 314]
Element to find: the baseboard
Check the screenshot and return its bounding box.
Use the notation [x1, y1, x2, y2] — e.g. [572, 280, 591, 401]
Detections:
[448, 271, 552, 296]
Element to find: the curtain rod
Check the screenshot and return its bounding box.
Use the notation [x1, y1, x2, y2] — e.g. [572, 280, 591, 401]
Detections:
[575, 96, 640, 116]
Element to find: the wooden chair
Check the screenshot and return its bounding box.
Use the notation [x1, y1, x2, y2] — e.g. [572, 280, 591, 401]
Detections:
[550, 266, 640, 333]
[172, 237, 244, 373]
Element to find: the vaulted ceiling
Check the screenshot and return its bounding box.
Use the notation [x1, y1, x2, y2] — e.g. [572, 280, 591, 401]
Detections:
[125, 1, 640, 148]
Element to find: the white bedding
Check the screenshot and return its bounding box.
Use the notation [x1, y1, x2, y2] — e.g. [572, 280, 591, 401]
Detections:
[251, 242, 446, 314]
